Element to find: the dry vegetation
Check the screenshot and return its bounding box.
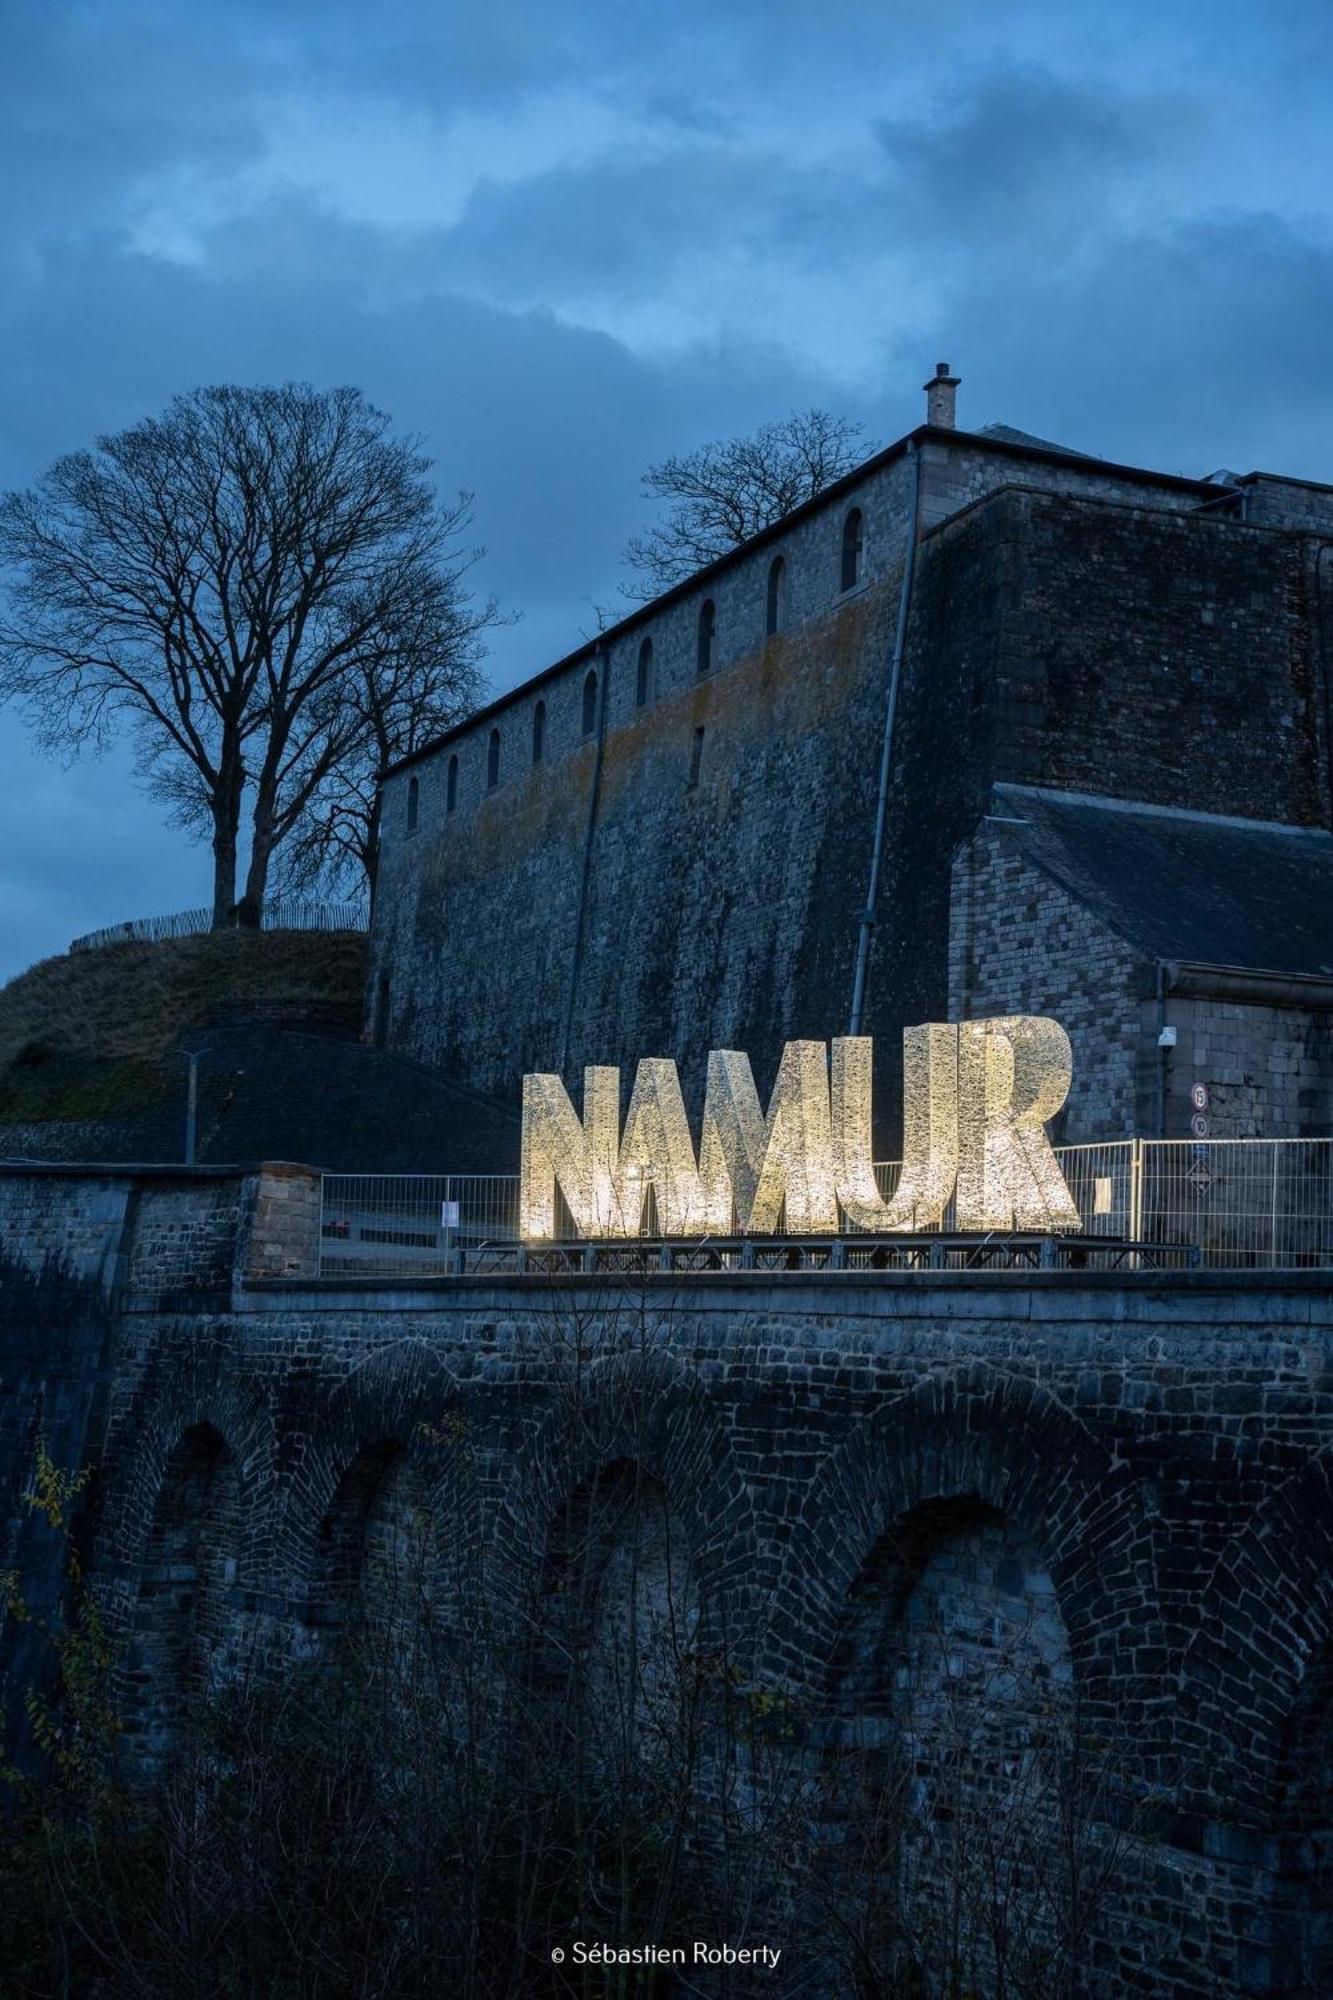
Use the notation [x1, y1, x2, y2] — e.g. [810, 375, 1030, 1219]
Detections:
[0, 931, 367, 1124]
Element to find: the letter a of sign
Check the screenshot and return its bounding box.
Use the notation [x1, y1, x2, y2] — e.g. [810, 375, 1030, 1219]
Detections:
[611, 1058, 705, 1236]
[520, 1068, 620, 1239]
[955, 1017, 1080, 1231]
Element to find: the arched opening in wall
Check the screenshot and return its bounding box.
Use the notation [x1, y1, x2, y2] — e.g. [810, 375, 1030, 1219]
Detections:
[840, 507, 864, 591]
[304, 1440, 450, 1790]
[541, 1460, 701, 1792]
[766, 554, 787, 635]
[697, 598, 715, 677]
[636, 636, 654, 707]
[1270, 1642, 1333, 1997]
[532, 699, 546, 765]
[309, 1440, 439, 1670]
[406, 774, 419, 834]
[487, 728, 501, 791]
[446, 754, 458, 814]
[121, 1423, 240, 1772]
[820, 1497, 1090, 1995]
[582, 668, 598, 738]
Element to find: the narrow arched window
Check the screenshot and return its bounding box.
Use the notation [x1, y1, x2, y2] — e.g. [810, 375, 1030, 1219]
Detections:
[636, 637, 654, 707]
[841, 507, 864, 591]
[582, 668, 598, 738]
[766, 555, 787, 636]
[532, 700, 546, 765]
[487, 728, 501, 790]
[406, 774, 419, 834]
[446, 755, 458, 813]
[697, 599, 715, 677]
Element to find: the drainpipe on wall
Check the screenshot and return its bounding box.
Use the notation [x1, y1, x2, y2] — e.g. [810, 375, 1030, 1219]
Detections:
[1154, 961, 1170, 1138]
[1315, 541, 1333, 830]
[848, 438, 921, 1036]
[559, 638, 611, 1076]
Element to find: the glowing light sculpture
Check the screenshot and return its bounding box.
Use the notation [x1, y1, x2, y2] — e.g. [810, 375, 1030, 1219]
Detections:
[610, 1058, 706, 1237]
[519, 1066, 620, 1239]
[831, 1029, 959, 1230]
[955, 1016, 1080, 1231]
[698, 1041, 838, 1234]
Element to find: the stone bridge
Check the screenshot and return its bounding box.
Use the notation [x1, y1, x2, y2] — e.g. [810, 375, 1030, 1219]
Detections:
[2, 1162, 1333, 1996]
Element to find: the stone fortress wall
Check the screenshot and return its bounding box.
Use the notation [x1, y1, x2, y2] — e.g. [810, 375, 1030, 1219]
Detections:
[3, 1163, 1333, 1995]
[368, 396, 1333, 1150]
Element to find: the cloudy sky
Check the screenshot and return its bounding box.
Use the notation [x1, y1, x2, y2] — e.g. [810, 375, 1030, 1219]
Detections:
[2, 0, 1332, 979]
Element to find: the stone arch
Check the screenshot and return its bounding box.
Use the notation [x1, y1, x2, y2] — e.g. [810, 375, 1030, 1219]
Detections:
[783, 1371, 1140, 1994]
[118, 1420, 239, 1770]
[284, 1342, 468, 1659]
[1187, 1451, 1333, 1826]
[767, 1366, 1144, 1696]
[94, 1342, 278, 1768]
[98, 1337, 278, 1607]
[1269, 1637, 1333, 1997]
[493, 1347, 756, 1662]
[540, 1457, 702, 1784]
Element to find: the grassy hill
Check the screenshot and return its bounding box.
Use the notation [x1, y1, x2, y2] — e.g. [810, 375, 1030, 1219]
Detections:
[0, 929, 367, 1123]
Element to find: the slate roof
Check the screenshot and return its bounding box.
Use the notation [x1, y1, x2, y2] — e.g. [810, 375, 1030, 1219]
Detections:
[975, 423, 1088, 459]
[992, 786, 1333, 980]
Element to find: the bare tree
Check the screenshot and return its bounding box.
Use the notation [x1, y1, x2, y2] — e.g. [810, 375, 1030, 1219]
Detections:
[622, 409, 870, 597]
[0, 385, 495, 927]
[277, 498, 497, 904]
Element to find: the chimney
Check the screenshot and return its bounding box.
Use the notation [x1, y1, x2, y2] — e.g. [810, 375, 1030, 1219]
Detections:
[924, 361, 961, 429]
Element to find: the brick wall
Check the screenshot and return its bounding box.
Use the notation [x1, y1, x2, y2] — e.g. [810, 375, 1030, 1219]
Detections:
[948, 828, 1144, 1139]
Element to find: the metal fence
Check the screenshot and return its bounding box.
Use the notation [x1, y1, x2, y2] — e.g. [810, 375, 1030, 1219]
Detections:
[318, 1138, 1333, 1278]
[319, 1175, 524, 1277]
[70, 898, 368, 953]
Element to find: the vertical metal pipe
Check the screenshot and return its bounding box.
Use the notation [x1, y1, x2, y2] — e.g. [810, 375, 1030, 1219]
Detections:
[559, 639, 611, 1075]
[184, 1052, 199, 1165]
[849, 440, 921, 1036]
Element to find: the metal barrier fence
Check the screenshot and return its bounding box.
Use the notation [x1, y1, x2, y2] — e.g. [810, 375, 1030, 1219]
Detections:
[70, 897, 368, 953]
[317, 1138, 1333, 1278]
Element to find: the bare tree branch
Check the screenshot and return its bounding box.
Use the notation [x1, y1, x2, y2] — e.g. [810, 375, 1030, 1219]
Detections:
[622, 409, 871, 599]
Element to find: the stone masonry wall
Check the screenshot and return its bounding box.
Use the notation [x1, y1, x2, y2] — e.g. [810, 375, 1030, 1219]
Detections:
[948, 828, 1333, 1142]
[370, 447, 1332, 1145]
[4, 1165, 1333, 1991]
[947, 827, 1145, 1140]
[66, 1266, 1333, 1999]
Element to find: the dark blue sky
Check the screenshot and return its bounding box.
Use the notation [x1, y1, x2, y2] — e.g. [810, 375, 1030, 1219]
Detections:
[3, 0, 1332, 978]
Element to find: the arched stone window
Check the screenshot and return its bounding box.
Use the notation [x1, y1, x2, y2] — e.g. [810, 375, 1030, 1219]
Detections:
[122, 1423, 239, 1771]
[582, 668, 598, 738]
[840, 507, 864, 591]
[766, 554, 787, 636]
[307, 1440, 441, 1684]
[446, 754, 458, 814]
[532, 700, 546, 765]
[406, 774, 419, 834]
[487, 728, 501, 791]
[825, 1497, 1073, 1984]
[697, 598, 715, 677]
[636, 637, 654, 707]
[542, 1460, 699, 1780]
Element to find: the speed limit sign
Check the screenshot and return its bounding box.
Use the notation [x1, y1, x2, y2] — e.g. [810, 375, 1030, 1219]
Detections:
[1190, 1083, 1210, 1111]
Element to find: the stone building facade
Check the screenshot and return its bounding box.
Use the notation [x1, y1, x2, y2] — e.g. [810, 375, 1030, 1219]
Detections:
[369, 374, 1333, 1155]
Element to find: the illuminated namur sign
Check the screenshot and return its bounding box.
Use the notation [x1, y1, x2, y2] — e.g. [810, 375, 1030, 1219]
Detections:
[519, 1018, 1081, 1240]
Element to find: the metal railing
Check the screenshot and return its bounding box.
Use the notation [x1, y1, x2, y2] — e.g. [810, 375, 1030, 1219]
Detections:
[70, 898, 368, 953]
[316, 1138, 1333, 1279]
